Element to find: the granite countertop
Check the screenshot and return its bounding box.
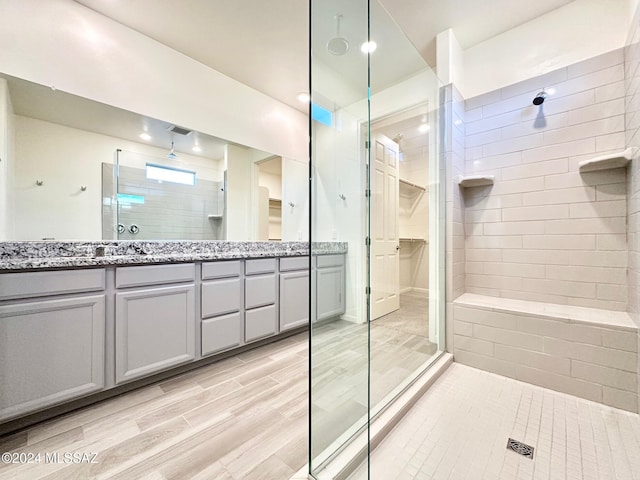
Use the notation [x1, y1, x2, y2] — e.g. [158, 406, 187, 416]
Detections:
[0, 241, 348, 271]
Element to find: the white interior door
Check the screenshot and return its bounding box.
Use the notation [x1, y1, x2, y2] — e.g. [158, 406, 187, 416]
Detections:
[371, 133, 400, 320]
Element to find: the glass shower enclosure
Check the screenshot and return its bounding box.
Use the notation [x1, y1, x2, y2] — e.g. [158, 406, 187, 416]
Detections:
[309, 0, 445, 478]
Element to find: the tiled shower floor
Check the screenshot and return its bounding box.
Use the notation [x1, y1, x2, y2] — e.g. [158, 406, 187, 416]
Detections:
[351, 363, 640, 480]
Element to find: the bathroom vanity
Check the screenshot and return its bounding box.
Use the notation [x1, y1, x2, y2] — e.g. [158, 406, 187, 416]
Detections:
[0, 241, 346, 427]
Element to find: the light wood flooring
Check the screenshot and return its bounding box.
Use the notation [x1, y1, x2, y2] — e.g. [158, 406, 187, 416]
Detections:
[0, 334, 309, 480]
[0, 296, 440, 480]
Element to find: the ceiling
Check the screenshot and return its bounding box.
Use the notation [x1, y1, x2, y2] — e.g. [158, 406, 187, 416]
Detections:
[74, 0, 578, 110]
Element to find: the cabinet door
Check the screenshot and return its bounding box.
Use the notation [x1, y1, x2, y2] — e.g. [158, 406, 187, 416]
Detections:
[316, 266, 345, 321]
[245, 304, 277, 342]
[116, 284, 195, 384]
[0, 295, 105, 421]
[280, 270, 309, 331]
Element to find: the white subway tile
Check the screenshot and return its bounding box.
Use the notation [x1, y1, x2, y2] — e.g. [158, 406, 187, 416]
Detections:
[596, 284, 628, 302]
[466, 273, 523, 290]
[569, 250, 628, 268]
[601, 329, 638, 352]
[453, 349, 519, 379]
[566, 98, 625, 126]
[602, 386, 639, 412]
[544, 169, 625, 189]
[491, 177, 546, 195]
[596, 132, 627, 152]
[482, 91, 538, 118]
[596, 234, 628, 251]
[545, 338, 637, 372]
[543, 116, 624, 146]
[466, 90, 502, 110]
[567, 49, 623, 79]
[541, 90, 595, 117]
[503, 205, 569, 222]
[482, 133, 544, 157]
[569, 200, 626, 219]
[522, 186, 594, 206]
[484, 262, 545, 278]
[522, 138, 595, 163]
[595, 80, 626, 103]
[522, 278, 596, 299]
[466, 129, 501, 148]
[465, 262, 484, 274]
[495, 344, 571, 376]
[595, 182, 627, 201]
[466, 286, 501, 297]
[567, 296, 627, 312]
[466, 236, 522, 249]
[466, 151, 522, 170]
[503, 249, 569, 265]
[455, 335, 495, 357]
[551, 64, 624, 98]
[523, 234, 596, 250]
[545, 217, 626, 235]
[473, 324, 544, 352]
[518, 365, 603, 403]
[466, 249, 502, 262]
[546, 265, 627, 285]
[464, 193, 522, 210]
[501, 68, 569, 100]
[483, 221, 545, 236]
[454, 320, 474, 337]
[502, 289, 570, 305]
[572, 360, 637, 392]
[465, 209, 502, 223]
[453, 305, 519, 329]
[500, 112, 568, 140]
[502, 158, 568, 181]
[465, 107, 482, 123]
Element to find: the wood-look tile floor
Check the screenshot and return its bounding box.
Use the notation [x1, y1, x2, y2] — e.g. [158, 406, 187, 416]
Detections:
[0, 333, 309, 480]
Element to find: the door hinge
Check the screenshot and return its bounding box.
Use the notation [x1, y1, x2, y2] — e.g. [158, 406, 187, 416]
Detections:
[365, 189, 371, 197]
[365, 237, 370, 246]
[365, 140, 369, 149]
[365, 287, 371, 295]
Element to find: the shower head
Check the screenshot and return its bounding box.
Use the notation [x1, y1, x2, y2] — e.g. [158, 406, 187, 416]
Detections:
[327, 14, 349, 56]
[533, 90, 547, 106]
[167, 141, 178, 159]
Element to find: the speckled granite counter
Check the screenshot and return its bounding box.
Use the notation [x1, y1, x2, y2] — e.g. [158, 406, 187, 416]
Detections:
[0, 241, 347, 271]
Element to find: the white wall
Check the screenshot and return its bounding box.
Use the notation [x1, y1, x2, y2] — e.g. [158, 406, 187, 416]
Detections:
[0, 0, 307, 162]
[462, 0, 631, 99]
[225, 144, 254, 241]
[258, 171, 282, 200]
[0, 79, 13, 240]
[11, 115, 222, 240]
[436, 29, 464, 88]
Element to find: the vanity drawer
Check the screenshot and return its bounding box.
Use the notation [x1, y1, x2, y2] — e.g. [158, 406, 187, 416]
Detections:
[245, 274, 276, 309]
[245, 305, 277, 342]
[0, 269, 105, 301]
[245, 258, 276, 275]
[116, 264, 195, 289]
[316, 254, 345, 268]
[201, 312, 242, 356]
[280, 256, 309, 272]
[202, 260, 241, 280]
[202, 278, 242, 318]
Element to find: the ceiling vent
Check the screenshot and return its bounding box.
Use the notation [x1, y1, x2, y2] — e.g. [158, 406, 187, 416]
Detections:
[167, 125, 193, 136]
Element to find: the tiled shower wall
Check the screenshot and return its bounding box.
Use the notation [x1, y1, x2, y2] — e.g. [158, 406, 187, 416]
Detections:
[463, 49, 628, 312]
[625, 0, 640, 413]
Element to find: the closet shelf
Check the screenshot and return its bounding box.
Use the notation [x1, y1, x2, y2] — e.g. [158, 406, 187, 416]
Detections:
[399, 237, 427, 243]
[578, 148, 636, 172]
[399, 178, 427, 193]
[458, 175, 494, 188]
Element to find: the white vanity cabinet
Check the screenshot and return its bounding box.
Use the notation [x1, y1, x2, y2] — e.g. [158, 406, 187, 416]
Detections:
[0, 269, 106, 422]
[201, 260, 243, 356]
[115, 264, 196, 384]
[279, 256, 310, 331]
[244, 258, 278, 342]
[315, 254, 346, 322]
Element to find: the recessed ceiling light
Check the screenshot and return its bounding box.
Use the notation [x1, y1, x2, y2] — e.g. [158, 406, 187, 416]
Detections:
[360, 41, 377, 54]
[139, 133, 151, 141]
[418, 123, 430, 133]
[192, 145, 202, 153]
[547, 87, 556, 96]
[297, 92, 311, 103]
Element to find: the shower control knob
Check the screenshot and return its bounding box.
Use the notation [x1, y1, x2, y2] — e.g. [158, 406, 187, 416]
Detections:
[116, 223, 126, 234]
[128, 224, 139, 234]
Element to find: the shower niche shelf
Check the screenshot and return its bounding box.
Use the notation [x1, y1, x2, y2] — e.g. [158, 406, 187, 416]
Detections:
[399, 179, 427, 198]
[458, 175, 494, 188]
[207, 214, 223, 220]
[578, 148, 636, 172]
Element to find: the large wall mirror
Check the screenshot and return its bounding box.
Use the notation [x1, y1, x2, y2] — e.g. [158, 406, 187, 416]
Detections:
[1, 73, 300, 242]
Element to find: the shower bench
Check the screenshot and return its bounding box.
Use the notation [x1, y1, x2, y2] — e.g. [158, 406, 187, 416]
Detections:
[452, 293, 638, 413]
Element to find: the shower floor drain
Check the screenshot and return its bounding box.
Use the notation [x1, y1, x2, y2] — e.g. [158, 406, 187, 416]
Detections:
[506, 438, 534, 459]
